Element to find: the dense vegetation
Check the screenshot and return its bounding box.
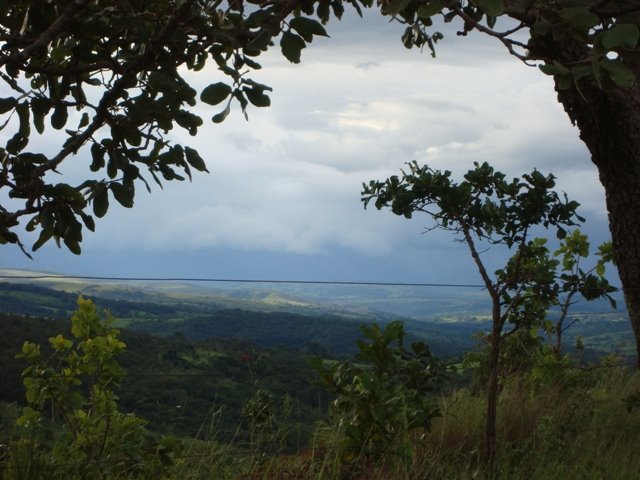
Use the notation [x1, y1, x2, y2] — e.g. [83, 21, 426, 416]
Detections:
[0, 300, 638, 479]
[0, 286, 640, 479]
[0, 311, 329, 444]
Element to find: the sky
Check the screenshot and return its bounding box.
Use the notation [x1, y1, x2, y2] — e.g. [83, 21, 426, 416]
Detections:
[0, 10, 613, 285]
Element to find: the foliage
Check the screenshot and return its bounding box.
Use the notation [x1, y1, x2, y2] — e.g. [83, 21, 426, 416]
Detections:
[378, 0, 640, 90]
[362, 161, 615, 350]
[1, 0, 637, 255]
[547, 229, 617, 354]
[465, 230, 618, 382]
[0, 0, 336, 255]
[1, 298, 638, 479]
[0, 280, 484, 358]
[420, 360, 640, 480]
[0, 308, 332, 448]
[313, 321, 447, 469]
[3, 296, 179, 479]
[362, 161, 617, 465]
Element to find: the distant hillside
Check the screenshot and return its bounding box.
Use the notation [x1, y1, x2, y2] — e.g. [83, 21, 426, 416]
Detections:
[0, 281, 477, 357]
[0, 269, 633, 360]
[1, 268, 626, 321]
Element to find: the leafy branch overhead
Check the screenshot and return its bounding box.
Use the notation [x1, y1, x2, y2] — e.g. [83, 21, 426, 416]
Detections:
[0, 0, 333, 255]
[1, 0, 636, 256]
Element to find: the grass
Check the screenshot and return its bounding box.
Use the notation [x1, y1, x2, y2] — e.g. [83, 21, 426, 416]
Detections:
[2, 360, 639, 479]
[172, 362, 639, 480]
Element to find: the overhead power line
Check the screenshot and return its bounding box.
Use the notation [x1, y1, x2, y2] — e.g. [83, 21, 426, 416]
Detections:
[0, 274, 485, 288]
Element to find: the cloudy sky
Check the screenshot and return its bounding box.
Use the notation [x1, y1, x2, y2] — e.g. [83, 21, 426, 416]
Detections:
[2, 10, 612, 285]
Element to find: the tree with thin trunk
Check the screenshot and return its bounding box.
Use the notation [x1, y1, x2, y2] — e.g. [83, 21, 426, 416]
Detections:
[362, 160, 616, 468]
[549, 229, 617, 355]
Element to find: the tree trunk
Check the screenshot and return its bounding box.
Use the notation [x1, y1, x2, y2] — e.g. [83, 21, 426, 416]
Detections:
[484, 330, 501, 470]
[484, 303, 504, 471]
[525, 29, 640, 368]
[554, 62, 640, 369]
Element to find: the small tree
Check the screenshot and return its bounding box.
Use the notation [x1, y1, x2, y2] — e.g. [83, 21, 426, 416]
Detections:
[549, 229, 617, 356]
[313, 321, 447, 471]
[362, 161, 615, 468]
[5, 296, 178, 479]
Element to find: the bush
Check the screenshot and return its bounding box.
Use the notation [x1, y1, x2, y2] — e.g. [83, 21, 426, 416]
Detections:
[313, 321, 447, 470]
[3, 297, 180, 479]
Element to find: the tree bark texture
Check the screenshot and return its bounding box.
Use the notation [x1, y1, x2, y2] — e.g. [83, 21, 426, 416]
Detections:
[549, 43, 640, 368]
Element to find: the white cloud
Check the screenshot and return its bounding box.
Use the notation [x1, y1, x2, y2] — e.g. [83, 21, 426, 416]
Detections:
[3, 10, 610, 280]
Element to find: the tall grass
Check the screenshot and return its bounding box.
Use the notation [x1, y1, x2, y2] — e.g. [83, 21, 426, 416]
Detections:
[2, 362, 639, 479]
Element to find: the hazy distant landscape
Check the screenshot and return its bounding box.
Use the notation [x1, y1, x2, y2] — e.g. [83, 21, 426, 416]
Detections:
[0, 268, 632, 359]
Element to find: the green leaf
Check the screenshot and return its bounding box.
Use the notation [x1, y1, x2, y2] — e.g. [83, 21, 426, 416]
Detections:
[317, 0, 331, 23]
[110, 183, 134, 208]
[175, 110, 203, 136]
[212, 103, 231, 123]
[50, 46, 68, 63]
[0, 97, 16, 114]
[6, 132, 28, 154]
[245, 30, 273, 51]
[51, 104, 68, 130]
[33, 113, 46, 134]
[16, 101, 30, 137]
[383, 0, 412, 15]
[601, 58, 636, 88]
[32, 228, 53, 251]
[80, 212, 95, 232]
[245, 88, 271, 107]
[331, 0, 345, 19]
[417, 0, 447, 18]
[78, 112, 90, 129]
[200, 82, 232, 106]
[184, 146, 209, 173]
[93, 186, 109, 218]
[539, 61, 570, 76]
[90, 143, 105, 172]
[601, 24, 639, 50]
[64, 238, 82, 255]
[289, 17, 329, 38]
[281, 31, 306, 64]
[559, 6, 600, 30]
[243, 56, 262, 70]
[477, 0, 504, 17]
[19, 152, 48, 164]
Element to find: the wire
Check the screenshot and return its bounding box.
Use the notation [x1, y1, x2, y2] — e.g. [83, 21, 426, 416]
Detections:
[0, 273, 485, 288]
[0, 361, 635, 382]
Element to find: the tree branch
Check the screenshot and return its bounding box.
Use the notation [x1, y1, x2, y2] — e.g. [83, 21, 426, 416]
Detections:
[452, 5, 533, 64]
[35, 0, 196, 176]
[0, 0, 93, 68]
[461, 222, 499, 301]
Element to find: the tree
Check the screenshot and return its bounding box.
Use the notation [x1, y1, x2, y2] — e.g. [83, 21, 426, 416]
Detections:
[5, 296, 178, 478]
[549, 228, 617, 355]
[362, 160, 615, 467]
[313, 321, 446, 472]
[1, 0, 640, 364]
